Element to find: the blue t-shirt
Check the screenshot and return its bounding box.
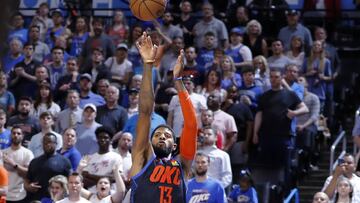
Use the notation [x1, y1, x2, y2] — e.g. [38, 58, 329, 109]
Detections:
[8, 28, 28, 44]
[197, 48, 215, 71]
[2, 54, 24, 74]
[0, 129, 11, 149]
[69, 32, 89, 57]
[186, 177, 226, 203]
[57, 146, 82, 171]
[0, 91, 15, 112]
[228, 185, 258, 203]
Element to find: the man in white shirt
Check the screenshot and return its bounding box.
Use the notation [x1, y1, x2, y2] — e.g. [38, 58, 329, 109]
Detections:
[56, 172, 91, 203]
[198, 126, 232, 188]
[168, 76, 207, 137]
[2, 126, 34, 202]
[322, 153, 360, 202]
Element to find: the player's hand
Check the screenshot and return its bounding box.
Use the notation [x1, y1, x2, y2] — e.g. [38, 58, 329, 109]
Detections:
[173, 49, 185, 79]
[136, 32, 157, 63]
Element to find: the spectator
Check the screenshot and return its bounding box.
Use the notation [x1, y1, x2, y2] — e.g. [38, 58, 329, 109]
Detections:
[2, 126, 34, 203]
[45, 9, 71, 49]
[56, 90, 83, 133]
[313, 192, 330, 203]
[58, 128, 82, 171]
[228, 169, 259, 203]
[193, 2, 229, 49]
[80, 18, 115, 66]
[25, 133, 71, 201]
[96, 85, 128, 134]
[278, 9, 312, 53]
[160, 11, 183, 39]
[198, 126, 232, 188]
[28, 25, 50, 62]
[56, 172, 91, 203]
[104, 43, 133, 88]
[69, 16, 90, 58]
[160, 37, 185, 78]
[267, 39, 293, 71]
[225, 27, 253, 72]
[78, 73, 105, 108]
[207, 91, 238, 151]
[238, 66, 263, 114]
[32, 82, 61, 119]
[0, 110, 11, 149]
[30, 3, 53, 41]
[199, 109, 225, 150]
[228, 6, 249, 30]
[95, 78, 110, 98]
[303, 40, 332, 112]
[243, 19, 268, 57]
[297, 76, 321, 172]
[154, 71, 177, 119]
[28, 111, 63, 158]
[168, 76, 207, 136]
[127, 88, 139, 118]
[186, 152, 227, 203]
[183, 46, 206, 87]
[127, 24, 143, 73]
[282, 64, 304, 100]
[286, 35, 305, 68]
[196, 32, 216, 71]
[7, 97, 40, 147]
[201, 69, 227, 102]
[75, 103, 102, 156]
[80, 126, 122, 190]
[253, 55, 270, 91]
[107, 10, 129, 45]
[223, 85, 254, 178]
[9, 43, 39, 101]
[8, 12, 28, 44]
[0, 71, 16, 115]
[322, 153, 360, 202]
[252, 68, 308, 190]
[47, 47, 66, 89]
[82, 47, 111, 84]
[78, 161, 125, 203]
[333, 177, 352, 203]
[220, 55, 242, 90]
[40, 175, 68, 203]
[113, 132, 132, 180]
[2, 38, 24, 74]
[54, 57, 81, 107]
[173, 0, 197, 46]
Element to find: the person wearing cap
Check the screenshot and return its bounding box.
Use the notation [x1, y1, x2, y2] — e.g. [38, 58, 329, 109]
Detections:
[186, 152, 227, 203]
[45, 8, 71, 49]
[75, 103, 102, 156]
[28, 111, 63, 157]
[278, 9, 313, 53]
[78, 73, 106, 108]
[193, 2, 228, 49]
[104, 43, 133, 88]
[228, 169, 259, 203]
[225, 27, 252, 72]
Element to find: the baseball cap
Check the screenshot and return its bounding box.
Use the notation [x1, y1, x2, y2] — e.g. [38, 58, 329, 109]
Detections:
[230, 27, 245, 36]
[51, 9, 64, 17]
[116, 43, 128, 51]
[80, 73, 92, 81]
[285, 9, 299, 16]
[83, 103, 97, 112]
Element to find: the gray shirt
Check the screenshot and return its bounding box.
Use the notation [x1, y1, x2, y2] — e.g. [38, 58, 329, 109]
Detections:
[193, 17, 228, 49]
[267, 55, 294, 70]
[161, 24, 183, 39]
[33, 41, 50, 62]
[75, 122, 102, 156]
[56, 107, 83, 134]
[278, 23, 313, 52]
[297, 92, 320, 132]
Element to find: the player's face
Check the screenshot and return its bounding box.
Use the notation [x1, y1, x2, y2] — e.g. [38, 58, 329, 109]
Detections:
[97, 178, 111, 198]
[151, 127, 176, 158]
[194, 155, 209, 176]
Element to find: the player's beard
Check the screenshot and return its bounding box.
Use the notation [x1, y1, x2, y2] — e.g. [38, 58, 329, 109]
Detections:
[153, 145, 172, 158]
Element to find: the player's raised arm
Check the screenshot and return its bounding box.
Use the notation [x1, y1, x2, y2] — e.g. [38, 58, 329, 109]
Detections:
[130, 32, 158, 178]
[173, 50, 198, 178]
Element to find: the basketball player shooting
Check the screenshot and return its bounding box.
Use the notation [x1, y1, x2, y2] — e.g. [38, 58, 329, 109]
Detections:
[129, 32, 198, 203]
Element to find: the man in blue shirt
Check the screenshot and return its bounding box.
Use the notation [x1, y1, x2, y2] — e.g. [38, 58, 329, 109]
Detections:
[186, 152, 226, 203]
[78, 73, 105, 107]
[57, 128, 82, 171]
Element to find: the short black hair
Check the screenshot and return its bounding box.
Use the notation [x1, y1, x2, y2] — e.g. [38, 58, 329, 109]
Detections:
[241, 65, 255, 75]
[24, 42, 35, 49]
[204, 31, 215, 37]
[18, 96, 33, 104]
[51, 46, 65, 54]
[95, 126, 114, 139]
[151, 124, 176, 141]
[44, 132, 58, 144]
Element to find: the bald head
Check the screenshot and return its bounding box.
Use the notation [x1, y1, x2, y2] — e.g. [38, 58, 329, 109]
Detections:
[312, 192, 329, 203]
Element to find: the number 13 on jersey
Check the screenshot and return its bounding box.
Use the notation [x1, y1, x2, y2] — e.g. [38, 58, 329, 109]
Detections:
[159, 186, 173, 203]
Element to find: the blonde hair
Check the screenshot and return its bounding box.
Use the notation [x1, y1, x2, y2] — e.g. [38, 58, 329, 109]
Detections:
[221, 55, 236, 73]
[48, 175, 69, 198]
[246, 19, 262, 35]
[253, 55, 269, 75]
[306, 40, 326, 74]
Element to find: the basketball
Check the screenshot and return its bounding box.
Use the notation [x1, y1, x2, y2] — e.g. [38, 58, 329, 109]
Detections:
[130, 0, 166, 21]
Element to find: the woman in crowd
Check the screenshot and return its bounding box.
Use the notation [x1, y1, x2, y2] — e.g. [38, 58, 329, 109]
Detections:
[127, 24, 143, 74]
[243, 19, 268, 57]
[220, 55, 242, 90]
[69, 16, 90, 57]
[40, 175, 68, 203]
[334, 177, 352, 203]
[303, 40, 332, 112]
[32, 82, 61, 119]
[286, 35, 305, 68]
[253, 55, 270, 91]
[200, 68, 227, 102]
[107, 10, 129, 45]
